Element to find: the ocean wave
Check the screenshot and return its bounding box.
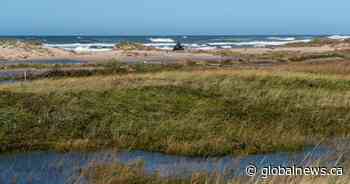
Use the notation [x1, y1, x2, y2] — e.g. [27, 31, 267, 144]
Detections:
[143, 43, 177, 50]
[192, 46, 216, 51]
[45, 43, 115, 48]
[208, 39, 311, 47]
[42, 37, 313, 52]
[143, 43, 177, 47]
[144, 43, 216, 50]
[183, 43, 201, 48]
[328, 35, 350, 40]
[44, 43, 115, 52]
[149, 38, 175, 43]
[219, 45, 232, 49]
[210, 38, 250, 42]
[74, 47, 113, 53]
[267, 37, 296, 41]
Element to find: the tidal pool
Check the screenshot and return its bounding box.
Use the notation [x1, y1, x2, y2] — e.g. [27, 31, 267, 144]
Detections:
[0, 80, 18, 85]
[0, 59, 86, 66]
[0, 147, 333, 184]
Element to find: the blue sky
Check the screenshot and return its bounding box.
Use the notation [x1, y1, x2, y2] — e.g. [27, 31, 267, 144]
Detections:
[1, 0, 349, 35]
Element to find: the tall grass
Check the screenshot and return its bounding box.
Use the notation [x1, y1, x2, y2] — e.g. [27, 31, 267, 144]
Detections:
[1, 68, 350, 156]
[215, 50, 346, 63]
[78, 150, 349, 184]
[276, 61, 350, 75]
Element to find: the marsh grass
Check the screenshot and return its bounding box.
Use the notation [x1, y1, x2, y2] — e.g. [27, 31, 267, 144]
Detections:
[1, 68, 350, 156]
[81, 166, 350, 184]
[215, 50, 347, 63]
[2, 143, 349, 184]
[276, 61, 350, 75]
[80, 162, 221, 184]
[0, 61, 194, 82]
[78, 151, 349, 184]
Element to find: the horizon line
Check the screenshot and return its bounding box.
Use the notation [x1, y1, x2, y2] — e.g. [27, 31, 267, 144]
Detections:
[0, 33, 347, 37]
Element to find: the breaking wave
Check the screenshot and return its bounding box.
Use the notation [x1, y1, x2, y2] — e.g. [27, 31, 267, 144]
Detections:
[207, 39, 311, 47]
[44, 43, 115, 52]
[267, 37, 296, 41]
[149, 38, 175, 43]
[42, 36, 315, 52]
[328, 35, 350, 40]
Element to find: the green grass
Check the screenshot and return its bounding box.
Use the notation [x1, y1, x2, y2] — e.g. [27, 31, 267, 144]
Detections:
[1, 69, 350, 156]
[0, 39, 45, 51]
[0, 61, 193, 81]
[214, 50, 347, 63]
[81, 159, 349, 184]
[81, 162, 191, 184]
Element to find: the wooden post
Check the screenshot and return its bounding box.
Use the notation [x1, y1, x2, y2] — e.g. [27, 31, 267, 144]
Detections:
[24, 71, 27, 81]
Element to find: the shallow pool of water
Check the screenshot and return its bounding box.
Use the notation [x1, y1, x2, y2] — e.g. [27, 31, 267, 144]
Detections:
[0, 80, 18, 85]
[0, 70, 35, 84]
[0, 71, 20, 79]
[0, 147, 333, 184]
[0, 59, 86, 66]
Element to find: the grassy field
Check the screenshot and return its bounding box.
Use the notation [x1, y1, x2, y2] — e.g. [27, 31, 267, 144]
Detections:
[214, 50, 350, 63]
[79, 160, 349, 184]
[1, 61, 350, 156]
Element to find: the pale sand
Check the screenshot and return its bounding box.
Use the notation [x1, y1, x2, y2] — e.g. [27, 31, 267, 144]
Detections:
[0, 44, 348, 64]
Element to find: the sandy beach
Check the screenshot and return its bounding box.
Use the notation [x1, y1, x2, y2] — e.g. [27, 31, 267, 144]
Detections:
[1, 40, 348, 64]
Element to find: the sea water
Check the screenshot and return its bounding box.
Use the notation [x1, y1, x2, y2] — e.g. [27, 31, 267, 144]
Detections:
[1, 35, 348, 52]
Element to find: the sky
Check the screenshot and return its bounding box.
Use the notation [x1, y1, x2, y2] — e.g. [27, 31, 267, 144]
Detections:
[0, 0, 349, 35]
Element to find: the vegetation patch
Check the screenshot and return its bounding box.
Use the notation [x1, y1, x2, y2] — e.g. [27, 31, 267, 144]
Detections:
[114, 42, 157, 51]
[214, 50, 346, 63]
[81, 162, 223, 184]
[1, 69, 350, 156]
[0, 39, 44, 50]
[81, 161, 349, 184]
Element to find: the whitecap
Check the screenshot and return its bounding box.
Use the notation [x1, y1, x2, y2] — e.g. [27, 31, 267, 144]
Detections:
[220, 45, 232, 49]
[208, 39, 311, 47]
[192, 46, 216, 51]
[328, 35, 350, 40]
[44, 43, 115, 52]
[267, 37, 296, 41]
[149, 38, 175, 43]
[73, 47, 113, 53]
[143, 43, 177, 47]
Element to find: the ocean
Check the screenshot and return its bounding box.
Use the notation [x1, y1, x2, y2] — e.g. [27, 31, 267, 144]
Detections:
[1, 35, 349, 52]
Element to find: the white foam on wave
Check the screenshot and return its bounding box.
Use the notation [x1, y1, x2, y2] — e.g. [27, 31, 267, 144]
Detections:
[328, 35, 350, 40]
[192, 46, 216, 51]
[144, 43, 216, 50]
[149, 38, 175, 43]
[220, 45, 232, 49]
[143, 43, 177, 47]
[208, 39, 311, 47]
[143, 43, 176, 50]
[267, 37, 296, 41]
[44, 43, 115, 52]
[43, 37, 314, 52]
[73, 47, 113, 53]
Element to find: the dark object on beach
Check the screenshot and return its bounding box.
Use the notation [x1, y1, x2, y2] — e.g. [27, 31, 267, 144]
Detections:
[173, 42, 185, 51]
